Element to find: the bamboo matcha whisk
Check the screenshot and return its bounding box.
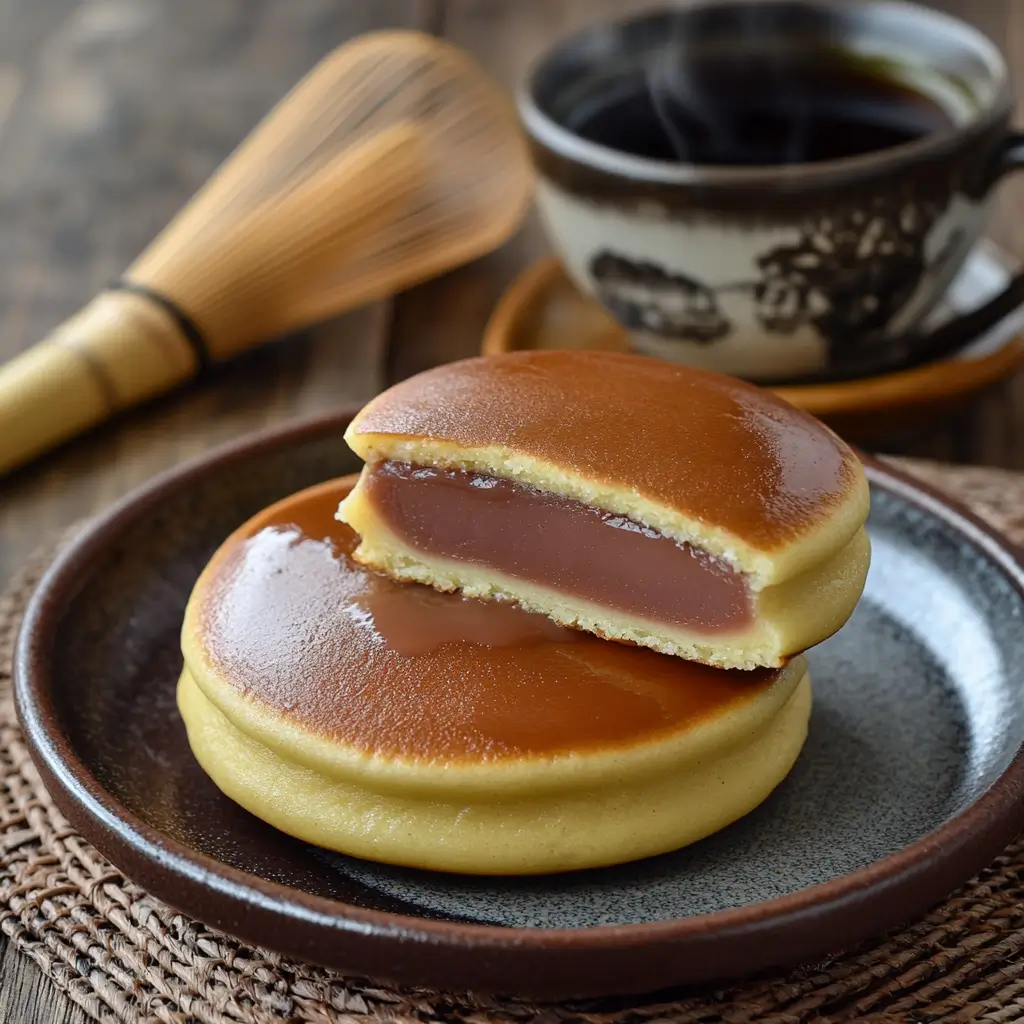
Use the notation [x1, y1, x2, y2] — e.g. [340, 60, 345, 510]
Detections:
[0, 30, 532, 476]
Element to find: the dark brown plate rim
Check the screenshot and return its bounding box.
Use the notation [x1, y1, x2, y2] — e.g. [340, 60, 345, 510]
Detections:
[13, 412, 1024, 999]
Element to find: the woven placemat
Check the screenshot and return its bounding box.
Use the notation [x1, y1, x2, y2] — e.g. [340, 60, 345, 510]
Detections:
[2, 457, 1024, 1024]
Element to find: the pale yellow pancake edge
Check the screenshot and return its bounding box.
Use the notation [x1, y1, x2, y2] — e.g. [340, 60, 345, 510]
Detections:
[176, 667, 812, 875]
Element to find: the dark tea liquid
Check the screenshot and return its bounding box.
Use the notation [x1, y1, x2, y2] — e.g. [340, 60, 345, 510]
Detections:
[566, 55, 955, 166]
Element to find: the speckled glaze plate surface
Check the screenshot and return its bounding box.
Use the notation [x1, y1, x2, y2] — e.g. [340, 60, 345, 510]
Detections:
[14, 414, 1024, 1000]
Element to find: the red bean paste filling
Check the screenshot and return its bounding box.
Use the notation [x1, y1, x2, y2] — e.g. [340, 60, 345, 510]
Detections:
[364, 461, 753, 631]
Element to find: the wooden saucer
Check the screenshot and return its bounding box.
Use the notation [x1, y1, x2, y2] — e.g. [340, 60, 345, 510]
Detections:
[483, 252, 1024, 443]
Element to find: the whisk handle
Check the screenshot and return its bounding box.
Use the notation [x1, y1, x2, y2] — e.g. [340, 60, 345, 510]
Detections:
[0, 290, 198, 475]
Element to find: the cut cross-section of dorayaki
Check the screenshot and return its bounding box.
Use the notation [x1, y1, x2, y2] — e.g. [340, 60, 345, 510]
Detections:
[338, 351, 870, 669]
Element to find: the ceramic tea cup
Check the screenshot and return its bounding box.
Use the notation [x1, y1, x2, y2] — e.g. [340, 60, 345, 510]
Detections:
[518, 0, 1024, 383]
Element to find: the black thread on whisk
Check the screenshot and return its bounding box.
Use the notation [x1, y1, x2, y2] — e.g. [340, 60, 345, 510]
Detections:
[106, 279, 213, 372]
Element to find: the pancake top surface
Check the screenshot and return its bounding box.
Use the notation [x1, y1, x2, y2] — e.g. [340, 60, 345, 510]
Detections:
[346, 351, 862, 551]
[188, 479, 788, 763]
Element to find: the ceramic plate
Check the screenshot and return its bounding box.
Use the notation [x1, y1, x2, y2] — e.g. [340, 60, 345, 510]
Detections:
[482, 243, 1024, 444]
[14, 414, 1024, 999]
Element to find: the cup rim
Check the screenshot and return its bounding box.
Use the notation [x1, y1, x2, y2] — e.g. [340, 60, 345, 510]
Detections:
[517, 0, 1013, 186]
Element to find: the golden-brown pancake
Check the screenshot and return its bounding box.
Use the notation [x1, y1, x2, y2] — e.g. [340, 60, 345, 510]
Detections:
[180, 477, 812, 875]
[338, 351, 870, 669]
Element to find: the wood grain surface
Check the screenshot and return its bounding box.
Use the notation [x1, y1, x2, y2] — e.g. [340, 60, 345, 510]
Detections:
[0, 1, 1022, 1021]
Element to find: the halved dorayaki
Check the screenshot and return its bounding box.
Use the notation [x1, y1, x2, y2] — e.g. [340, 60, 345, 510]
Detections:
[338, 351, 870, 669]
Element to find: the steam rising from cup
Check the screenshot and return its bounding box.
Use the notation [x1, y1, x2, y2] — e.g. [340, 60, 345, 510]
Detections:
[645, 6, 813, 167]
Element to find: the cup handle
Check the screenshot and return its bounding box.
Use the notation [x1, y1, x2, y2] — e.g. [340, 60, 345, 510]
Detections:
[902, 130, 1024, 363]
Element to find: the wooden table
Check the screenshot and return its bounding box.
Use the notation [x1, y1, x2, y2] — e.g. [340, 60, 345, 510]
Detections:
[0, 1, 1021, 1019]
